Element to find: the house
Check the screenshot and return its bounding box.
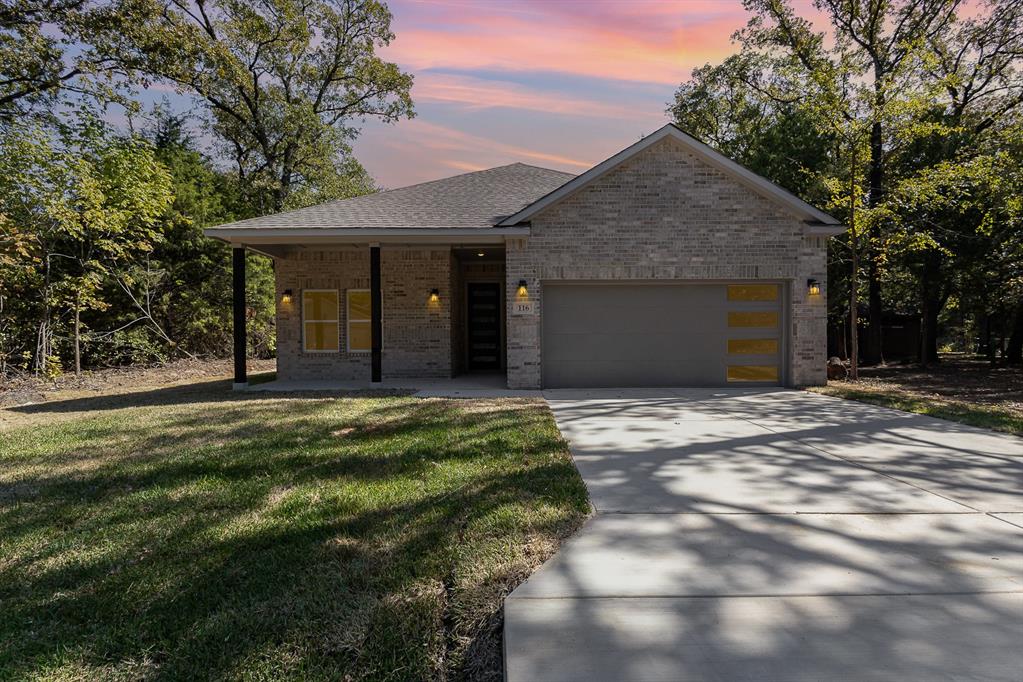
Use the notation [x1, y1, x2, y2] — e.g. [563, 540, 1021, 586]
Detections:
[205, 123, 845, 390]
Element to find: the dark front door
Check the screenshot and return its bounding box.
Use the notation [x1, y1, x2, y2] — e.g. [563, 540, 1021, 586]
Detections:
[467, 283, 501, 371]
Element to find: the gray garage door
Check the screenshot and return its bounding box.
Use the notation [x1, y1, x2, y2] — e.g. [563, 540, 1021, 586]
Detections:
[541, 282, 784, 388]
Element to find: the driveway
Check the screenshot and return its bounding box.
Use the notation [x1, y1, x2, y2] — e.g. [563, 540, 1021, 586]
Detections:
[505, 388, 1023, 682]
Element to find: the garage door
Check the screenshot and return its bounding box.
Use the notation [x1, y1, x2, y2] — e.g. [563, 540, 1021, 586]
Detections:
[541, 283, 784, 388]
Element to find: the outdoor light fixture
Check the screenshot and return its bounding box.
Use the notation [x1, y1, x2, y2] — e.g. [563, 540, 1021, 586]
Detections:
[807, 279, 821, 296]
[477, 251, 485, 257]
[429, 288, 440, 303]
[281, 289, 293, 304]
[517, 280, 528, 297]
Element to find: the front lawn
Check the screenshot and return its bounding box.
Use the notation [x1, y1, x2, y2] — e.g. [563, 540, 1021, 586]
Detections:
[0, 383, 589, 680]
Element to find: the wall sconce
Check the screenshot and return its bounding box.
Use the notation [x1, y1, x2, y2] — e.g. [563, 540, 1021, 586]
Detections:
[281, 288, 293, 305]
[517, 279, 528, 297]
[807, 279, 821, 296]
[429, 288, 440, 303]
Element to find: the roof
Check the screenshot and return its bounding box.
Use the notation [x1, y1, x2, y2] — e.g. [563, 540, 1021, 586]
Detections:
[207, 163, 576, 232]
[205, 124, 844, 243]
[498, 123, 845, 235]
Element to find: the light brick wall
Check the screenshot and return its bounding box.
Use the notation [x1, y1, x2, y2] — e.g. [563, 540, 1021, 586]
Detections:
[381, 248, 453, 377]
[275, 247, 453, 381]
[506, 136, 828, 388]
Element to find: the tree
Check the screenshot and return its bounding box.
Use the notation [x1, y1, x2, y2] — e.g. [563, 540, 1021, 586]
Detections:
[672, 0, 1023, 369]
[111, 0, 411, 213]
[669, 52, 837, 202]
[0, 112, 172, 375]
[738, 0, 961, 363]
[0, 0, 135, 121]
[135, 107, 278, 359]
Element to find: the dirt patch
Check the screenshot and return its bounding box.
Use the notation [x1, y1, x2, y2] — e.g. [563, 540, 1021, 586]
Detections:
[0, 358, 276, 408]
[853, 356, 1022, 412]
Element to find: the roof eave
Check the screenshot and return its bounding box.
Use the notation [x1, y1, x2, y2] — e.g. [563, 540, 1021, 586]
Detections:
[203, 226, 530, 245]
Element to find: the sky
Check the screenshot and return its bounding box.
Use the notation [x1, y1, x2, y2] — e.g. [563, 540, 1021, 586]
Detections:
[355, 0, 770, 188]
[124, 0, 821, 189]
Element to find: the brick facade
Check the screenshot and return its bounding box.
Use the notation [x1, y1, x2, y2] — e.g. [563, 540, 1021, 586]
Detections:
[275, 247, 453, 380]
[504, 136, 828, 389]
[272, 137, 829, 387]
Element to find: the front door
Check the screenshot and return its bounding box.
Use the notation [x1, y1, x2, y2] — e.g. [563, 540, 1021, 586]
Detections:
[467, 283, 501, 371]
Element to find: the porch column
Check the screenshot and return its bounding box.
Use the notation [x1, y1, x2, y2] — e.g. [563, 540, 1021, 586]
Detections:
[232, 246, 247, 389]
[370, 245, 382, 382]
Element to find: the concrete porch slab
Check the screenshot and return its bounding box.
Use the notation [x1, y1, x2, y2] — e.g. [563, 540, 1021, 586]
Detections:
[247, 374, 540, 398]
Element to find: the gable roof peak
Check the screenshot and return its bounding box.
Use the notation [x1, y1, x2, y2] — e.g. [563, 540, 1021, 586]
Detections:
[498, 122, 844, 233]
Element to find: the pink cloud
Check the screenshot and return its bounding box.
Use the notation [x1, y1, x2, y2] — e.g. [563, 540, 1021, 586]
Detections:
[354, 116, 653, 188]
[412, 73, 646, 120]
[356, 0, 828, 188]
[396, 119, 595, 170]
[384, 5, 746, 85]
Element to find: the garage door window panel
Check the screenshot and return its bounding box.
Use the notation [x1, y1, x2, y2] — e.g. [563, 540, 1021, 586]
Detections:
[727, 365, 780, 382]
[728, 311, 779, 328]
[728, 338, 779, 355]
[727, 284, 779, 302]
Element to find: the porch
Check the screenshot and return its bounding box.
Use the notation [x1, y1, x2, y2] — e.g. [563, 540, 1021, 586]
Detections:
[229, 242, 511, 388]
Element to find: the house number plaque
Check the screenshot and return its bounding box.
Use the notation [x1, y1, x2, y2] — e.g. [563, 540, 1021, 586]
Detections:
[512, 301, 536, 315]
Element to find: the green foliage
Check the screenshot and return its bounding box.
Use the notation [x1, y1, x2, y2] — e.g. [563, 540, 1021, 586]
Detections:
[112, 0, 410, 212]
[0, 106, 279, 374]
[89, 325, 169, 366]
[669, 52, 836, 202]
[671, 0, 1023, 364]
[2, 0, 408, 374]
[0, 110, 174, 373]
[0, 0, 135, 122]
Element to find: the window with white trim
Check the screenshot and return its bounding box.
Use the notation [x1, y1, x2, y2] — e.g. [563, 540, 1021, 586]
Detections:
[347, 289, 373, 352]
[302, 290, 339, 352]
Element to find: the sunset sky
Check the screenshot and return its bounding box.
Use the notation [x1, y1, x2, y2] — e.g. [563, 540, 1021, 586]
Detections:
[125, 1, 824, 189]
[355, 0, 781, 187]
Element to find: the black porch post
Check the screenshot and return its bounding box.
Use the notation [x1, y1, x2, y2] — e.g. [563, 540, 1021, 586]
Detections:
[370, 245, 382, 382]
[232, 246, 247, 388]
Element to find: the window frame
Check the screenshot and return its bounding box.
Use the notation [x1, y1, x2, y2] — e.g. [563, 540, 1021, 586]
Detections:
[302, 289, 340, 354]
[346, 288, 378, 354]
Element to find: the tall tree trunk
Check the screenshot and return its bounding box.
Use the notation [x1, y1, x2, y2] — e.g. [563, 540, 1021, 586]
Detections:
[919, 256, 942, 366]
[848, 141, 859, 380]
[920, 298, 941, 366]
[864, 116, 885, 365]
[982, 311, 993, 363]
[1007, 300, 1023, 366]
[272, 147, 296, 213]
[35, 253, 52, 375]
[74, 293, 81, 377]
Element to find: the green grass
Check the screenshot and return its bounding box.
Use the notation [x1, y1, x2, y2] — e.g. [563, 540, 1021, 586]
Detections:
[810, 383, 1023, 436]
[0, 385, 589, 681]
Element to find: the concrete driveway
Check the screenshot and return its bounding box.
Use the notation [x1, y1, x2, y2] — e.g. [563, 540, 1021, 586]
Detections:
[505, 388, 1023, 682]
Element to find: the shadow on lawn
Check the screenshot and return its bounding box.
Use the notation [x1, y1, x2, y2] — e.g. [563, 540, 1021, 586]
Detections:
[4, 375, 415, 418]
[0, 395, 586, 681]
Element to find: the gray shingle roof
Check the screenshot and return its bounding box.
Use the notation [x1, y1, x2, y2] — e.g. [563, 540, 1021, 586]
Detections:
[210, 163, 576, 231]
